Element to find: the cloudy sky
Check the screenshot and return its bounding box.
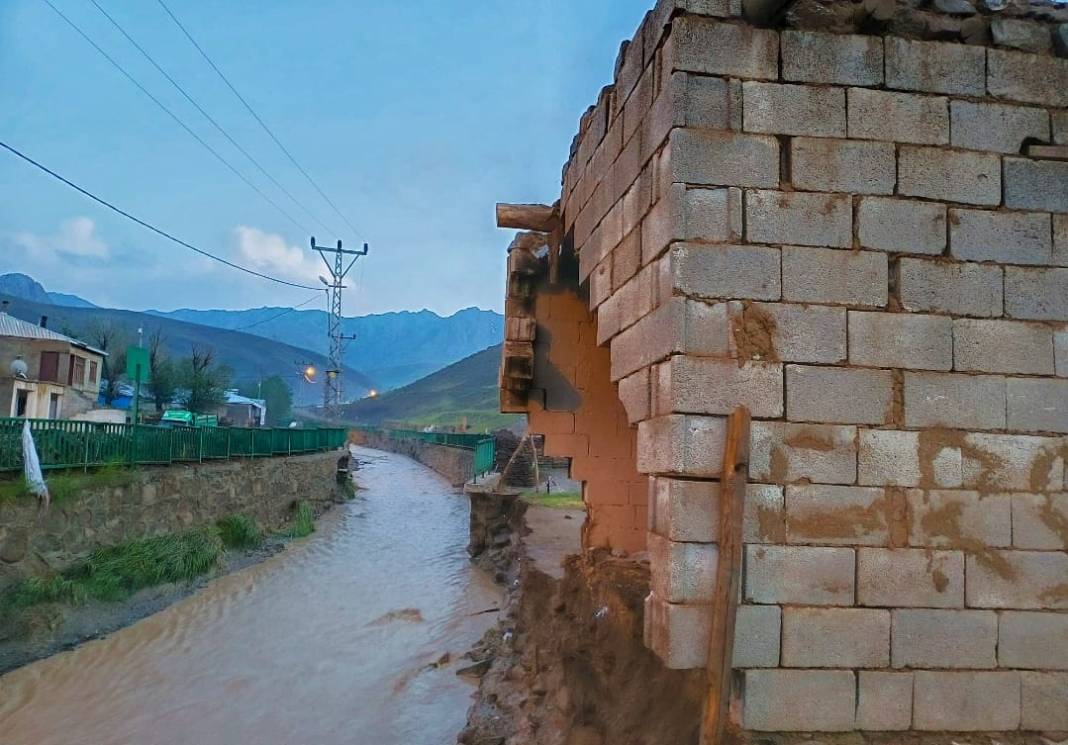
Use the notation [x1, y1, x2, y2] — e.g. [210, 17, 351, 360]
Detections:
[0, 0, 650, 316]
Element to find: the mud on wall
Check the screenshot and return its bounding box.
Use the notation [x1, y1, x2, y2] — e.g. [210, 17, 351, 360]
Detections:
[504, 0, 1068, 735]
[0, 451, 339, 591]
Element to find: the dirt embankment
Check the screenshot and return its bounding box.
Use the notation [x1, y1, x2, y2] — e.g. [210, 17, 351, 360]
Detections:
[459, 547, 706, 745]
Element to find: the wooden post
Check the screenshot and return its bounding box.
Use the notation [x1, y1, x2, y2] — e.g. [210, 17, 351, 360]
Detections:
[701, 406, 751, 745]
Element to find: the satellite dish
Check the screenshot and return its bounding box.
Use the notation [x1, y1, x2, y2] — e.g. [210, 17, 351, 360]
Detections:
[9, 356, 28, 380]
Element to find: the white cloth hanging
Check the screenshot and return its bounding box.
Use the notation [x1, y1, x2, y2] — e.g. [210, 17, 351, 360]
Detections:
[22, 419, 50, 509]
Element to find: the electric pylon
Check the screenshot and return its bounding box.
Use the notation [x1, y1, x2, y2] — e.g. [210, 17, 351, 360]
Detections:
[311, 237, 368, 420]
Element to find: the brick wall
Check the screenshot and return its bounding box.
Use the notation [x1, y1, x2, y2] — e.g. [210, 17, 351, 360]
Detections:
[531, 0, 1068, 735]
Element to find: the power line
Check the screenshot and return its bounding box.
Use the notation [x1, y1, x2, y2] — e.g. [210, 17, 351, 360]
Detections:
[86, 0, 338, 238]
[41, 0, 311, 236]
[235, 294, 323, 330]
[155, 0, 366, 241]
[0, 140, 322, 291]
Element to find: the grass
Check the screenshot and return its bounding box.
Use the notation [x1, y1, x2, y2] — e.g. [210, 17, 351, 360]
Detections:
[216, 514, 263, 550]
[522, 490, 584, 510]
[287, 500, 316, 538]
[0, 465, 138, 506]
[0, 476, 30, 503]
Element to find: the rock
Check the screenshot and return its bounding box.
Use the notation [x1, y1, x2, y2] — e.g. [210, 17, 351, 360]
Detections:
[1056, 23, 1068, 56]
[962, 16, 991, 44]
[979, 0, 1008, 10]
[491, 530, 511, 547]
[456, 659, 492, 678]
[0, 527, 28, 563]
[992, 18, 1053, 51]
[934, 0, 977, 14]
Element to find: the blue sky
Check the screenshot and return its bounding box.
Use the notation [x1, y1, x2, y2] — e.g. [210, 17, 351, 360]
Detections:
[0, 0, 650, 316]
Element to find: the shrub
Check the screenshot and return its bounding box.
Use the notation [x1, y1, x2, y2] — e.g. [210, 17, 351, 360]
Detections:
[288, 500, 315, 538]
[216, 514, 263, 550]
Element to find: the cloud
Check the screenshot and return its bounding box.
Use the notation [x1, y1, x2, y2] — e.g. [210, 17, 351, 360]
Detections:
[234, 226, 321, 284]
[14, 217, 109, 259]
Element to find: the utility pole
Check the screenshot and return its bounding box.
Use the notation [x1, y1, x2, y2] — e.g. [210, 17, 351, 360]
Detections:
[311, 237, 368, 420]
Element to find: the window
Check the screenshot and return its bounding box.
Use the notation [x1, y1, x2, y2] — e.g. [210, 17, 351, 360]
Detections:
[69, 355, 86, 387]
[89, 360, 99, 387]
[49, 392, 61, 419]
[15, 389, 29, 417]
[39, 351, 59, 382]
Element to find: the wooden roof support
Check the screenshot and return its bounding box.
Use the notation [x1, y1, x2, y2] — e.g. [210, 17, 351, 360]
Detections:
[496, 203, 557, 232]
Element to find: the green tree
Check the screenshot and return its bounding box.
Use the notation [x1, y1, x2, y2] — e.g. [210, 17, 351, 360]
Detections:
[179, 346, 230, 413]
[147, 328, 177, 412]
[87, 320, 129, 406]
[239, 375, 293, 426]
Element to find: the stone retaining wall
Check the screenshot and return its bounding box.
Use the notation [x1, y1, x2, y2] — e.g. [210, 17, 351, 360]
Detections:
[354, 431, 474, 487]
[506, 0, 1068, 736]
[0, 451, 340, 590]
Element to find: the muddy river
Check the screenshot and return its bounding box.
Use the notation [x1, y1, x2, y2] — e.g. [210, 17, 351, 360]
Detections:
[0, 446, 502, 745]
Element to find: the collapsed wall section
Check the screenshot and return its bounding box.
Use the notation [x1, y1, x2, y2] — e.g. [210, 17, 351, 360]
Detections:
[511, 0, 1068, 736]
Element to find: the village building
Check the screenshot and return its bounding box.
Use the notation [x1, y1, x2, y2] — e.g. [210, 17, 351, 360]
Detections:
[0, 307, 105, 420]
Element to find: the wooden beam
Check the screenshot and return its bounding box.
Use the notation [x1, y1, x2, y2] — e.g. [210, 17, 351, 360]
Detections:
[496, 203, 557, 232]
[701, 406, 751, 745]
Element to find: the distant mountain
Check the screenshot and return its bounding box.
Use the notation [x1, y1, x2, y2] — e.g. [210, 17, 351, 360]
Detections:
[340, 343, 517, 431]
[0, 273, 96, 308]
[0, 293, 371, 406]
[149, 305, 504, 390]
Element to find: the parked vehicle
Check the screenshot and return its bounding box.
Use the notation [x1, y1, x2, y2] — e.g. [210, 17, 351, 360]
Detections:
[159, 409, 219, 428]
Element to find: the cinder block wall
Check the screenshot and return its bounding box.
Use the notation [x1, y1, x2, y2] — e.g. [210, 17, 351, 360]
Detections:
[541, 0, 1068, 735]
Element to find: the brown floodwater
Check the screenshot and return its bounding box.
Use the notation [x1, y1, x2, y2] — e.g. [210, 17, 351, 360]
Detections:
[0, 446, 502, 745]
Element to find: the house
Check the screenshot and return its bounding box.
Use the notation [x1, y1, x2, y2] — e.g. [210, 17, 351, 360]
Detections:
[221, 390, 266, 427]
[0, 306, 106, 419]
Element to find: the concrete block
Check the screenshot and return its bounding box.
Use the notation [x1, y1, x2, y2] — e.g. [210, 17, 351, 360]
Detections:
[744, 544, 855, 605]
[991, 18, 1052, 53]
[782, 607, 889, 668]
[636, 414, 726, 477]
[967, 550, 1068, 609]
[742, 669, 856, 732]
[858, 429, 963, 489]
[732, 604, 780, 669]
[893, 609, 997, 669]
[790, 137, 895, 195]
[988, 48, 1068, 107]
[783, 246, 887, 307]
[886, 37, 985, 96]
[781, 30, 882, 86]
[745, 302, 846, 364]
[669, 243, 781, 301]
[1007, 378, 1068, 433]
[898, 257, 1003, 317]
[914, 671, 1021, 731]
[649, 476, 715, 542]
[1059, 327, 1068, 377]
[648, 532, 717, 603]
[1012, 492, 1068, 550]
[746, 191, 852, 248]
[617, 368, 650, 424]
[999, 611, 1068, 670]
[858, 547, 965, 608]
[960, 432, 1066, 492]
[1057, 214, 1068, 267]
[858, 196, 946, 255]
[675, 72, 731, 130]
[903, 372, 1007, 430]
[954, 319, 1055, 375]
[950, 209, 1052, 265]
[669, 129, 780, 188]
[742, 82, 846, 138]
[655, 356, 783, 418]
[1004, 157, 1068, 213]
[786, 365, 892, 425]
[609, 297, 733, 379]
[907, 489, 1012, 548]
[898, 146, 1001, 206]
[669, 16, 778, 80]
[785, 484, 888, 546]
[644, 591, 710, 669]
[749, 421, 858, 485]
[950, 100, 1050, 155]
[642, 183, 743, 263]
[744, 483, 785, 544]
[1006, 266, 1068, 321]
[848, 311, 953, 371]
[848, 88, 949, 145]
[857, 672, 913, 731]
[1021, 672, 1068, 730]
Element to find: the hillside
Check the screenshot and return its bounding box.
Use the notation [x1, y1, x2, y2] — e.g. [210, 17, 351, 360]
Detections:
[149, 306, 503, 390]
[0, 293, 371, 406]
[0, 273, 96, 308]
[340, 343, 517, 431]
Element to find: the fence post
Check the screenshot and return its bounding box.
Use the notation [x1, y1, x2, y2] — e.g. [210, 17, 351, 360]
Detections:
[198, 427, 204, 463]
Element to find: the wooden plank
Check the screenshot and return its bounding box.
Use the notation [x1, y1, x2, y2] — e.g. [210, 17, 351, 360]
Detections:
[701, 406, 751, 745]
[496, 203, 558, 232]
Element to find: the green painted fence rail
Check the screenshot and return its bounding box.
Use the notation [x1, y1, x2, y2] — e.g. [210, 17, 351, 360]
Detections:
[355, 426, 495, 480]
[0, 417, 347, 473]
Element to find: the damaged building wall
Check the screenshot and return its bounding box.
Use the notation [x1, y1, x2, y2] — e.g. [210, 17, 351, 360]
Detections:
[503, 0, 1068, 737]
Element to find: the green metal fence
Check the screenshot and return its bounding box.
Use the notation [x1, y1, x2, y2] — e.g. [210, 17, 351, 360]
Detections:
[0, 417, 348, 472]
[355, 426, 496, 480]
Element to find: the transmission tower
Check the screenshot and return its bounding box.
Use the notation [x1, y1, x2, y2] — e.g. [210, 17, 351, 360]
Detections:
[311, 237, 368, 419]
